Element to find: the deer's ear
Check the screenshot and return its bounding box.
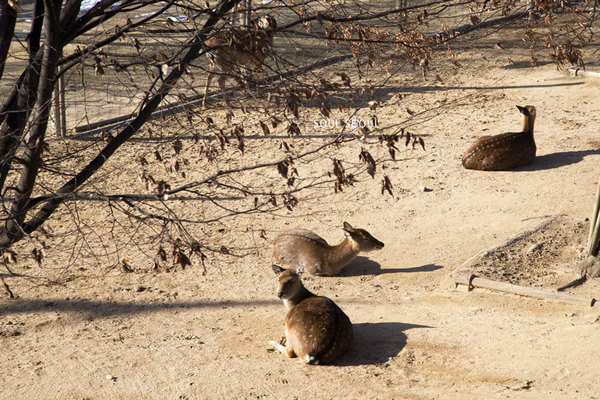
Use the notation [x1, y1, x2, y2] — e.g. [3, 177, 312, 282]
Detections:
[343, 221, 353, 231]
[272, 264, 285, 275]
[296, 265, 305, 276]
[516, 105, 527, 114]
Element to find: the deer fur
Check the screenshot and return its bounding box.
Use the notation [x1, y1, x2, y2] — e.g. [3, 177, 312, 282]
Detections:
[202, 15, 277, 108]
[462, 105, 537, 171]
[273, 222, 384, 276]
[269, 265, 353, 365]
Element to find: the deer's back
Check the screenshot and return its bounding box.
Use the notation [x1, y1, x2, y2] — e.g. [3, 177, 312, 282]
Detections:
[274, 230, 329, 272]
[462, 132, 536, 171]
[285, 296, 353, 364]
[206, 28, 273, 70]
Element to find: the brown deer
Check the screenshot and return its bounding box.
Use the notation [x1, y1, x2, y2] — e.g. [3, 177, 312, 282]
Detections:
[462, 105, 537, 171]
[269, 265, 353, 365]
[273, 222, 384, 276]
[202, 15, 277, 108]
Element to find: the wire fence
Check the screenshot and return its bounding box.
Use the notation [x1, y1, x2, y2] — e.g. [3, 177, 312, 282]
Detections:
[2, 0, 594, 139]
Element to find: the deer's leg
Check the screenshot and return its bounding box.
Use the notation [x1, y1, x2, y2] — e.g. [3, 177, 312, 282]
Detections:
[269, 339, 287, 355]
[285, 342, 297, 359]
[217, 74, 230, 105]
[202, 72, 214, 109]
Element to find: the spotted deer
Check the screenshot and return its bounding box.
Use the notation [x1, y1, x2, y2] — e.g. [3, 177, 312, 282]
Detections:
[269, 265, 353, 365]
[202, 15, 277, 108]
[462, 105, 537, 171]
[273, 222, 384, 276]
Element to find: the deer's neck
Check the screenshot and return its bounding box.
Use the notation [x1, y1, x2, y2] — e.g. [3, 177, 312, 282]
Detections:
[324, 237, 360, 275]
[283, 287, 314, 311]
[522, 114, 535, 136]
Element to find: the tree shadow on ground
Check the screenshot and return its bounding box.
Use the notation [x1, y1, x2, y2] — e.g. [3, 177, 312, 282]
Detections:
[0, 297, 280, 318]
[340, 257, 443, 277]
[336, 322, 432, 366]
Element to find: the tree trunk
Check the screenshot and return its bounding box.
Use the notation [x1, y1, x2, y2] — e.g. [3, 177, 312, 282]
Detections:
[0, 0, 17, 80]
[2, 0, 63, 245]
[0, 0, 242, 249]
[0, 0, 45, 190]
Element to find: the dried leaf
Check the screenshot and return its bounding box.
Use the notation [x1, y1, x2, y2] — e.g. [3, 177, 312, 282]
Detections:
[216, 129, 229, 149]
[3, 249, 17, 264]
[271, 116, 281, 129]
[32, 248, 44, 266]
[259, 121, 271, 136]
[122, 257, 134, 273]
[332, 159, 355, 191]
[359, 148, 376, 178]
[337, 72, 351, 87]
[156, 246, 167, 262]
[283, 194, 298, 211]
[287, 122, 301, 137]
[101, 130, 113, 142]
[172, 244, 191, 270]
[276, 161, 289, 178]
[381, 175, 394, 197]
[225, 111, 234, 124]
[173, 139, 183, 154]
[185, 109, 194, 125]
[157, 180, 171, 196]
[359, 126, 369, 138]
[232, 125, 244, 153]
[170, 158, 180, 173]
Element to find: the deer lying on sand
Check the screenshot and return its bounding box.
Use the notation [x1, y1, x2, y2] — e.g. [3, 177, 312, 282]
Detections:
[462, 105, 537, 171]
[202, 15, 277, 108]
[273, 222, 384, 276]
[269, 265, 353, 365]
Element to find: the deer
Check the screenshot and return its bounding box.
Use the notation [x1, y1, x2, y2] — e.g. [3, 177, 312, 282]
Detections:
[202, 15, 277, 108]
[461, 105, 537, 171]
[273, 222, 384, 276]
[269, 265, 353, 365]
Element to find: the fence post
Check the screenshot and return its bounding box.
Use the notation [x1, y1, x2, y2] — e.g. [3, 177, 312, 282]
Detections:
[54, 52, 66, 138]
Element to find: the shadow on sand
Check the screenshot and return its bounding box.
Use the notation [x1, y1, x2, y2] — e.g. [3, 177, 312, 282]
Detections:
[340, 257, 443, 277]
[516, 149, 600, 172]
[336, 322, 432, 366]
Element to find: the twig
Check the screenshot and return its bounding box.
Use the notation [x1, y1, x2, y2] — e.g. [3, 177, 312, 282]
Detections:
[556, 275, 587, 292]
[0, 273, 15, 299]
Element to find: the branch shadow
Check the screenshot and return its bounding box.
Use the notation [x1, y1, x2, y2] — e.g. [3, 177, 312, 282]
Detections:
[340, 257, 443, 277]
[515, 149, 600, 171]
[500, 60, 554, 69]
[336, 322, 432, 366]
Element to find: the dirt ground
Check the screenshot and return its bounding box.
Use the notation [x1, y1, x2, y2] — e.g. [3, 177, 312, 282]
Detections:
[2, 19, 600, 400]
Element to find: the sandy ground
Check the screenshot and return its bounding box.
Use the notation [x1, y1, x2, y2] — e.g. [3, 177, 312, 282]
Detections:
[2, 23, 600, 400]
